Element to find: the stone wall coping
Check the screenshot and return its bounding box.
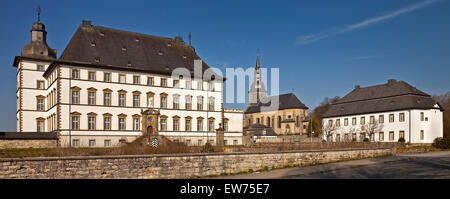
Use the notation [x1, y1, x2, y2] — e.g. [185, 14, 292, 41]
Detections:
[0, 147, 393, 162]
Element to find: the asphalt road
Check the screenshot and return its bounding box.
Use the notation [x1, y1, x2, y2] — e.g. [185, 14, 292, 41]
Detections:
[212, 151, 450, 179]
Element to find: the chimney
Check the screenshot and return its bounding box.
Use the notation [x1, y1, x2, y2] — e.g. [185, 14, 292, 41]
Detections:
[82, 20, 92, 27]
[387, 79, 396, 85]
[355, 85, 360, 89]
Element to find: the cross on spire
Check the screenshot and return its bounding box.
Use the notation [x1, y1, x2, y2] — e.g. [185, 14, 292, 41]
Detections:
[37, 5, 41, 22]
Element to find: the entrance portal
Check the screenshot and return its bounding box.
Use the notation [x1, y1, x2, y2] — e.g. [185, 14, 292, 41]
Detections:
[147, 126, 153, 138]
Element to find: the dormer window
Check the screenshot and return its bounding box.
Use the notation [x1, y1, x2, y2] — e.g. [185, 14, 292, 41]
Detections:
[135, 38, 140, 42]
[90, 42, 96, 47]
[99, 32, 105, 37]
[127, 61, 132, 67]
[94, 57, 100, 63]
[122, 46, 127, 52]
[158, 51, 164, 56]
[167, 43, 172, 47]
[182, 55, 187, 59]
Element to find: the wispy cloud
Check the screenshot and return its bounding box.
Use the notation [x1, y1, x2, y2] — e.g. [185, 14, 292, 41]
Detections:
[294, 0, 441, 45]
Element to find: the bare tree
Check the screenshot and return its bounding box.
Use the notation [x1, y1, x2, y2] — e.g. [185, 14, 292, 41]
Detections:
[364, 119, 383, 142]
[322, 120, 338, 142]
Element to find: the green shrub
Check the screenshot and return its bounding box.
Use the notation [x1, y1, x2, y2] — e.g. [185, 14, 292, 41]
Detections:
[363, 138, 370, 142]
[398, 137, 406, 143]
[432, 137, 450, 149]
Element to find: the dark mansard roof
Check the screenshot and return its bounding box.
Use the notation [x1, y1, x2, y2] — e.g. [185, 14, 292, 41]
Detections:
[245, 93, 308, 114]
[323, 79, 442, 118]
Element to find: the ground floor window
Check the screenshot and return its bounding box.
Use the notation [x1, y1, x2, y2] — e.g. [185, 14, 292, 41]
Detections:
[198, 139, 203, 146]
[104, 140, 111, 147]
[224, 140, 228, 145]
[420, 130, 424, 140]
[336, 134, 341, 142]
[379, 132, 384, 141]
[89, 140, 95, 147]
[72, 139, 79, 147]
[399, 131, 405, 139]
[389, 131, 395, 141]
[233, 140, 238, 145]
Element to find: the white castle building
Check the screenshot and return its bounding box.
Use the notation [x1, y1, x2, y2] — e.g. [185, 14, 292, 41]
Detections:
[322, 79, 443, 144]
[14, 17, 243, 147]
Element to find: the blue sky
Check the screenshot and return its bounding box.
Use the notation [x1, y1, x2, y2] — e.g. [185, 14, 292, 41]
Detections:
[1, 0, 449, 131]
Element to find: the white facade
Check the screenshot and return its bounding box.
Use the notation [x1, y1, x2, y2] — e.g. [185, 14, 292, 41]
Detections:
[16, 59, 244, 147]
[322, 107, 443, 144]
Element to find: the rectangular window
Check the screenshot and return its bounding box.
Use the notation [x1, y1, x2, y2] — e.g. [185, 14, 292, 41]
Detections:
[104, 93, 111, 106]
[389, 114, 394, 123]
[186, 139, 191, 146]
[119, 94, 126, 107]
[133, 118, 140, 131]
[370, 116, 375, 124]
[399, 113, 405, 122]
[160, 119, 167, 131]
[197, 81, 203, 90]
[379, 132, 384, 141]
[399, 131, 405, 139]
[72, 91, 79, 104]
[421, 130, 424, 140]
[173, 119, 179, 131]
[224, 121, 228, 132]
[185, 119, 191, 131]
[89, 140, 95, 147]
[71, 116, 79, 130]
[389, 131, 395, 141]
[104, 117, 111, 130]
[360, 117, 365, 125]
[420, 112, 424, 121]
[104, 140, 111, 147]
[173, 96, 179, 109]
[147, 77, 153, 86]
[185, 80, 191, 89]
[147, 95, 154, 108]
[37, 98, 44, 111]
[88, 92, 95, 105]
[197, 97, 203, 110]
[119, 74, 126, 83]
[208, 82, 214, 91]
[37, 120, 44, 132]
[173, 80, 179, 88]
[197, 119, 203, 131]
[37, 64, 45, 71]
[185, 96, 192, 110]
[198, 139, 203, 146]
[161, 96, 167, 108]
[208, 120, 214, 132]
[133, 95, 140, 107]
[336, 119, 340, 127]
[37, 81, 45, 89]
[119, 118, 125, 130]
[71, 69, 79, 79]
[133, 75, 140, 84]
[352, 117, 356, 126]
[379, 115, 384, 123]
[161, 78, 167, 87]
[208, 98, 214, 111]
[73, 139, 79, 148]
[233, 140, 238, 145]
[344, 118, 348, 126]
[104, 73, 111, 82]
[328, 120, 333, 127]
[224, 140, 228, 146]
[88, 116, 96, 130]
[88, 71, 96, 81]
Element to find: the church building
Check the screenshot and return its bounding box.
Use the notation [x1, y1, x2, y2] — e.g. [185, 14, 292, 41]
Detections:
[244, 56, 310, 135]
[13, 14, 243, 147]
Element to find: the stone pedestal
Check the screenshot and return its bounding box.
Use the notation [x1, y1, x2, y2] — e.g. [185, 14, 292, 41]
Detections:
[216, 128, 224, 147]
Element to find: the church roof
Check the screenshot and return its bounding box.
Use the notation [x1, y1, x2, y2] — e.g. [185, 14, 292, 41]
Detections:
[58, 20, 220, 78]
[245, 93, 308, 114]
[323, 79, 442, 118]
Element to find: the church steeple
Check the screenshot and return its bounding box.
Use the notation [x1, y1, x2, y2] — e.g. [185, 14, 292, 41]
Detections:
[21, 6, 57, 59]
[248, 53, 267, 106]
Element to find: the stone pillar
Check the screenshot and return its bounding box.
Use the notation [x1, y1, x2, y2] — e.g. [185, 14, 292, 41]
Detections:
[216, 127, 224, 147]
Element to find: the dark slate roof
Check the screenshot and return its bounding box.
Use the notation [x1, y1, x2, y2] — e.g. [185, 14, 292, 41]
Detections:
[243, 124, 278, 136]
[59, 20, 219, 78]
[0, 132, 58, 140]
[323, 79, 441, 118]
[245, 93, 308, 114]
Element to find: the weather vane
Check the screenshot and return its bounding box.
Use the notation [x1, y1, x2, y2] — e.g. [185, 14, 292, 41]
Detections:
[37, 6, 41, 21]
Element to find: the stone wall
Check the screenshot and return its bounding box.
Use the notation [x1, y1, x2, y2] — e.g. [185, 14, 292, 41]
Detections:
[0, 139, 58, 149]
[0, 148, 395, 179]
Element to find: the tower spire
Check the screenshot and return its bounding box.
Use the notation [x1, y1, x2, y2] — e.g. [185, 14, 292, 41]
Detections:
[188, 32, 192, 46]
[37, 5, 41, 22]
[256, 49, 260, 69]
